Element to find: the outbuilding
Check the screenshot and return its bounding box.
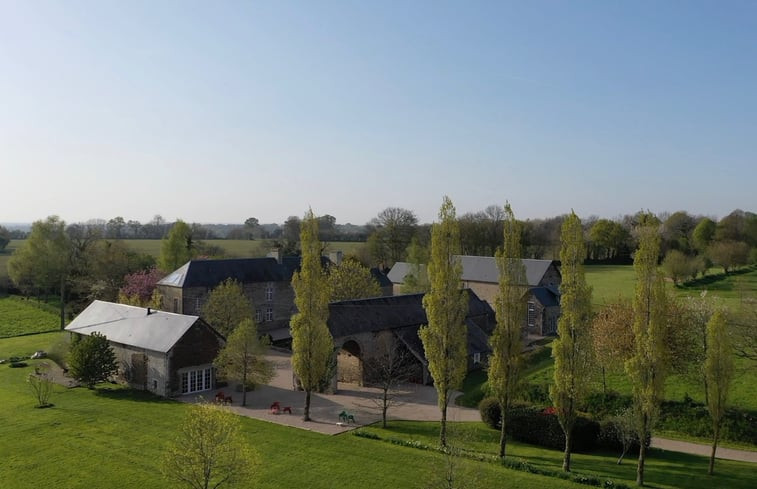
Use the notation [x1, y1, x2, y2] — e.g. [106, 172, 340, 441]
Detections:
[65, 300, 225, 397]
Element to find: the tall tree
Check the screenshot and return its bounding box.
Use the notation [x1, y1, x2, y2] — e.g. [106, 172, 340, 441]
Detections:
[158, 220, 194, 272]
[551, 211, 593, 472]
[419, 196, 468, 448]
[244, 217, 260, 240]
[215, 318, 273, 407]
[161, 403, 259, 489]
[592, 299, 634, 395]
[488, 202, 527, 458]
[400, 236, 430, 294]
[0, 224, 10, 251]
[370, 207, 418, 263]
[290, 209, 333, 421]
[8, 216, 71, 328]
[327, 258, 382, 302]
[692, 217, 717, 252]
[201, 279, 251, 337]
[704, 308, 734, 476]
[625, 221, 668, 486]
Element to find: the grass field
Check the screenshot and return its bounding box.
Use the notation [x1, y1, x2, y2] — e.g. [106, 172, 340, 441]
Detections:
[0, 295, 60, 338]
[359, 421, 757, 489]
[123, 239, 366, 259]
[0, 333, 586, 489]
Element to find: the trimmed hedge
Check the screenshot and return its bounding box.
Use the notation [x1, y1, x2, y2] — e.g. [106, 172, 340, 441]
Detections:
[479, 397, 501, 430]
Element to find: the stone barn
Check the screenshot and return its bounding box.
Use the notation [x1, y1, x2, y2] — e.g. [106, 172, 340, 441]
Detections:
[327, 290, 495, 387]
[389, 256, 562, 336]
[65, 300, 225, 397]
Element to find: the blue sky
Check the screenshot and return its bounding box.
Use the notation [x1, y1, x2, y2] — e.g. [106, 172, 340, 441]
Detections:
[1, 0, 755, 225]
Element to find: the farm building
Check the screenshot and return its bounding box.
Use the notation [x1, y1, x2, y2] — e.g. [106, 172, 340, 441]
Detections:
[327, 290, 495, 387]
[65, 300, 225, 397]
[388, 256, 561, 336]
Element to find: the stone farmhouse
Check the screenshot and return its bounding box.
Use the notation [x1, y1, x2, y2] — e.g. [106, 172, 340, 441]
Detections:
[388, 256, 562, 336]
[327, 290, 495, 386]
[65, 300, 225, 397]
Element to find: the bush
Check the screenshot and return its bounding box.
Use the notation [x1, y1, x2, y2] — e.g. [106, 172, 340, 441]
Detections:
[658, 399, 757, 445]
[10, 361, 28, 368]
[581, 391, 632, 419]
[506, 406, 600, 452]
[479, 397, 501, 430]
[519, 383, 551, 405]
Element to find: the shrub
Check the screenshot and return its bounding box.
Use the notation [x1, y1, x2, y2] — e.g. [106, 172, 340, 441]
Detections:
[506, 406, 600, 452]
[10, 361, 28, 368]
[581, 391, 632, 419]
[479, 397, 501, 430]
[519, 383, 551, 405]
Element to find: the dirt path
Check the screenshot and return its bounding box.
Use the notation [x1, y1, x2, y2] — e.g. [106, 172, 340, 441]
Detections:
[651, 437, 757, 463]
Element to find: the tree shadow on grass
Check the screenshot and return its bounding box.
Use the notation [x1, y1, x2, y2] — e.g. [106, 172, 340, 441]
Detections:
[95, 387, 175, 404]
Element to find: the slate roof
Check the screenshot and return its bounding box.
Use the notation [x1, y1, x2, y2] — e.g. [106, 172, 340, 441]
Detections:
[370, 267, 393, 288]
[327, 290, 494, 354]
[388, 256, 555, 287]
[65, 300, 204, 353]
[157, 256, 331, 288]
[529, 286, 560, 308]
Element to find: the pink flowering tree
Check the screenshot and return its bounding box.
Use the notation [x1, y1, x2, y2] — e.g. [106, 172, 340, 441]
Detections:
[118, 268, 164, 308]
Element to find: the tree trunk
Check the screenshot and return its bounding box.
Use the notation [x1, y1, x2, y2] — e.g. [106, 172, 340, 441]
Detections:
[709, 426, 719, 475]
[382, 389, 388, 428]
[637, 440, 646, 486]
[440, 401, 448, 448]
[499, 414, 507, 458]
[563, 429, 572, 472]
[602, 367, 607, 397]
[303, 389, 311, 421]
[59, 280, 66, 330]
[241, 370, 247, 407]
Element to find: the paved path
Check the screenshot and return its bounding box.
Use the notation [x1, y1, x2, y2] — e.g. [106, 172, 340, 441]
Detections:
[651, 437, 757, 463]
[178, 349, 480, 435]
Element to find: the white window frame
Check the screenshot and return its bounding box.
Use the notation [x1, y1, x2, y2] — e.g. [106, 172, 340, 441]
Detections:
[265, 306, 274, 322]
[527, 301, 536, 327]
[180, 366, 214, 394]
[473, 352, 481, 365]
[255, 309, 263, 323]
[265, 282, 274, 302]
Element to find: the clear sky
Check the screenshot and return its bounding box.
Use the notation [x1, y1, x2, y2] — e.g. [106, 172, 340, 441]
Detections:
[1, 0, 755, 225]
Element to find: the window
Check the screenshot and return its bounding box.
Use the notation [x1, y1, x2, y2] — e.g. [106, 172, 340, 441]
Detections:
[527, 302, 536, 327]
[255, 309, 263, 323]
[180, 367, 214, 394]
[173, 298, 179, 313]
[265, 282, 274, 302]
[265, 307, 274, 322]
[473, 352, 481, 365]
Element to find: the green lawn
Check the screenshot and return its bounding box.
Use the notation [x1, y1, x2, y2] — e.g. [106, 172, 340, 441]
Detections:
[0, 333, 584, 489]
[0, 295, 60, 338]
[359, 421, 757, 489]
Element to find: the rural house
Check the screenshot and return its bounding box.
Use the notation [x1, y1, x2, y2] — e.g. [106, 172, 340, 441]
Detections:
[388, 256, 562, 336]
[327, 290, 495, 387]
[65, 300, 225, 397]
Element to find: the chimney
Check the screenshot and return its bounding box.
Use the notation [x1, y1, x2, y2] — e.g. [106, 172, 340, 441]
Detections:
[267, 247, 283, 264]
[329, 250, 343, 266]
[147, 307, 152, 316]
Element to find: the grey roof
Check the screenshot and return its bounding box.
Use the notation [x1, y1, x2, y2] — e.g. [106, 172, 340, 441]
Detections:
[388, 256, 554, 287]
[529, 286, 560, 308]
[65, 300, 201, 353]
[157, 256, 331, 289]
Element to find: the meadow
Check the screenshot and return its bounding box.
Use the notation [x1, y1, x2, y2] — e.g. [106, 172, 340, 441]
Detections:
[0, 333, 586, 489]
[0, 295, 60, 338]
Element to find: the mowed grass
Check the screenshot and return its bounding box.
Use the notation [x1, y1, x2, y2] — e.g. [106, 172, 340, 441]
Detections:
[0, 333, 583, 489]
[0, 295, 60, 338]
[359, 421, 757, 489]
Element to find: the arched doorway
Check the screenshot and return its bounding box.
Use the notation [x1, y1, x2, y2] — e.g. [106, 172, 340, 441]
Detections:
[337, 340, 363, 385]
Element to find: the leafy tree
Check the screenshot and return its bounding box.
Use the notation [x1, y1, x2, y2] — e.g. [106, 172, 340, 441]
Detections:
[68, 332, 118, 389]
[592, 299, 634, 395]
[8, 216, 71, 328]
[158, 220, 195, 272]
[661, 211, 696, 253]
[0, 224, 10, 251]
[692, 217, 716, 252]
[661, 249, 692, 285]
[488, 202, 527, 458]
[105, 216, 126, 239]
[400, 236, 429, 294]
[625, 222, 668, 487]
[28, 362, 54, 408]
[327, 258, 382, 302]
[732, 295, 757, 362]
[161, 402, 258, 489]
[244, 217, 259, 240]
[707, 240, 750, 273]
[419, 196, 467, 448]
[589, 219, 629, 260]
[551, 211, 593, 472]
[704, 308, 734, 476]
[290, 209, 333, 421]
[215, 319, 273, 407]
[118, 267, 165, 308]
[715, 209, 746, 242]
[370, 207, 418, 264]
[282, 216, 301, 254]
[202, 279, 251, 337]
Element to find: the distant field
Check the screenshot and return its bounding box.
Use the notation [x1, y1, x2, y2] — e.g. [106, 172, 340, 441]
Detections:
[585, 264, 757, 309]
[123, 239, 367, 259]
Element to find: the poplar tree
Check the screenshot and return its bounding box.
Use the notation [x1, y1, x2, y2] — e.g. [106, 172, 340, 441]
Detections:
[487, 202, 527, 458]
[290, 209, 333, 421]
[419, 196, 468, 448]
[704, 308, 734, 476]
[625, 222, 668, 486]
[551, 211, 593, 472]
